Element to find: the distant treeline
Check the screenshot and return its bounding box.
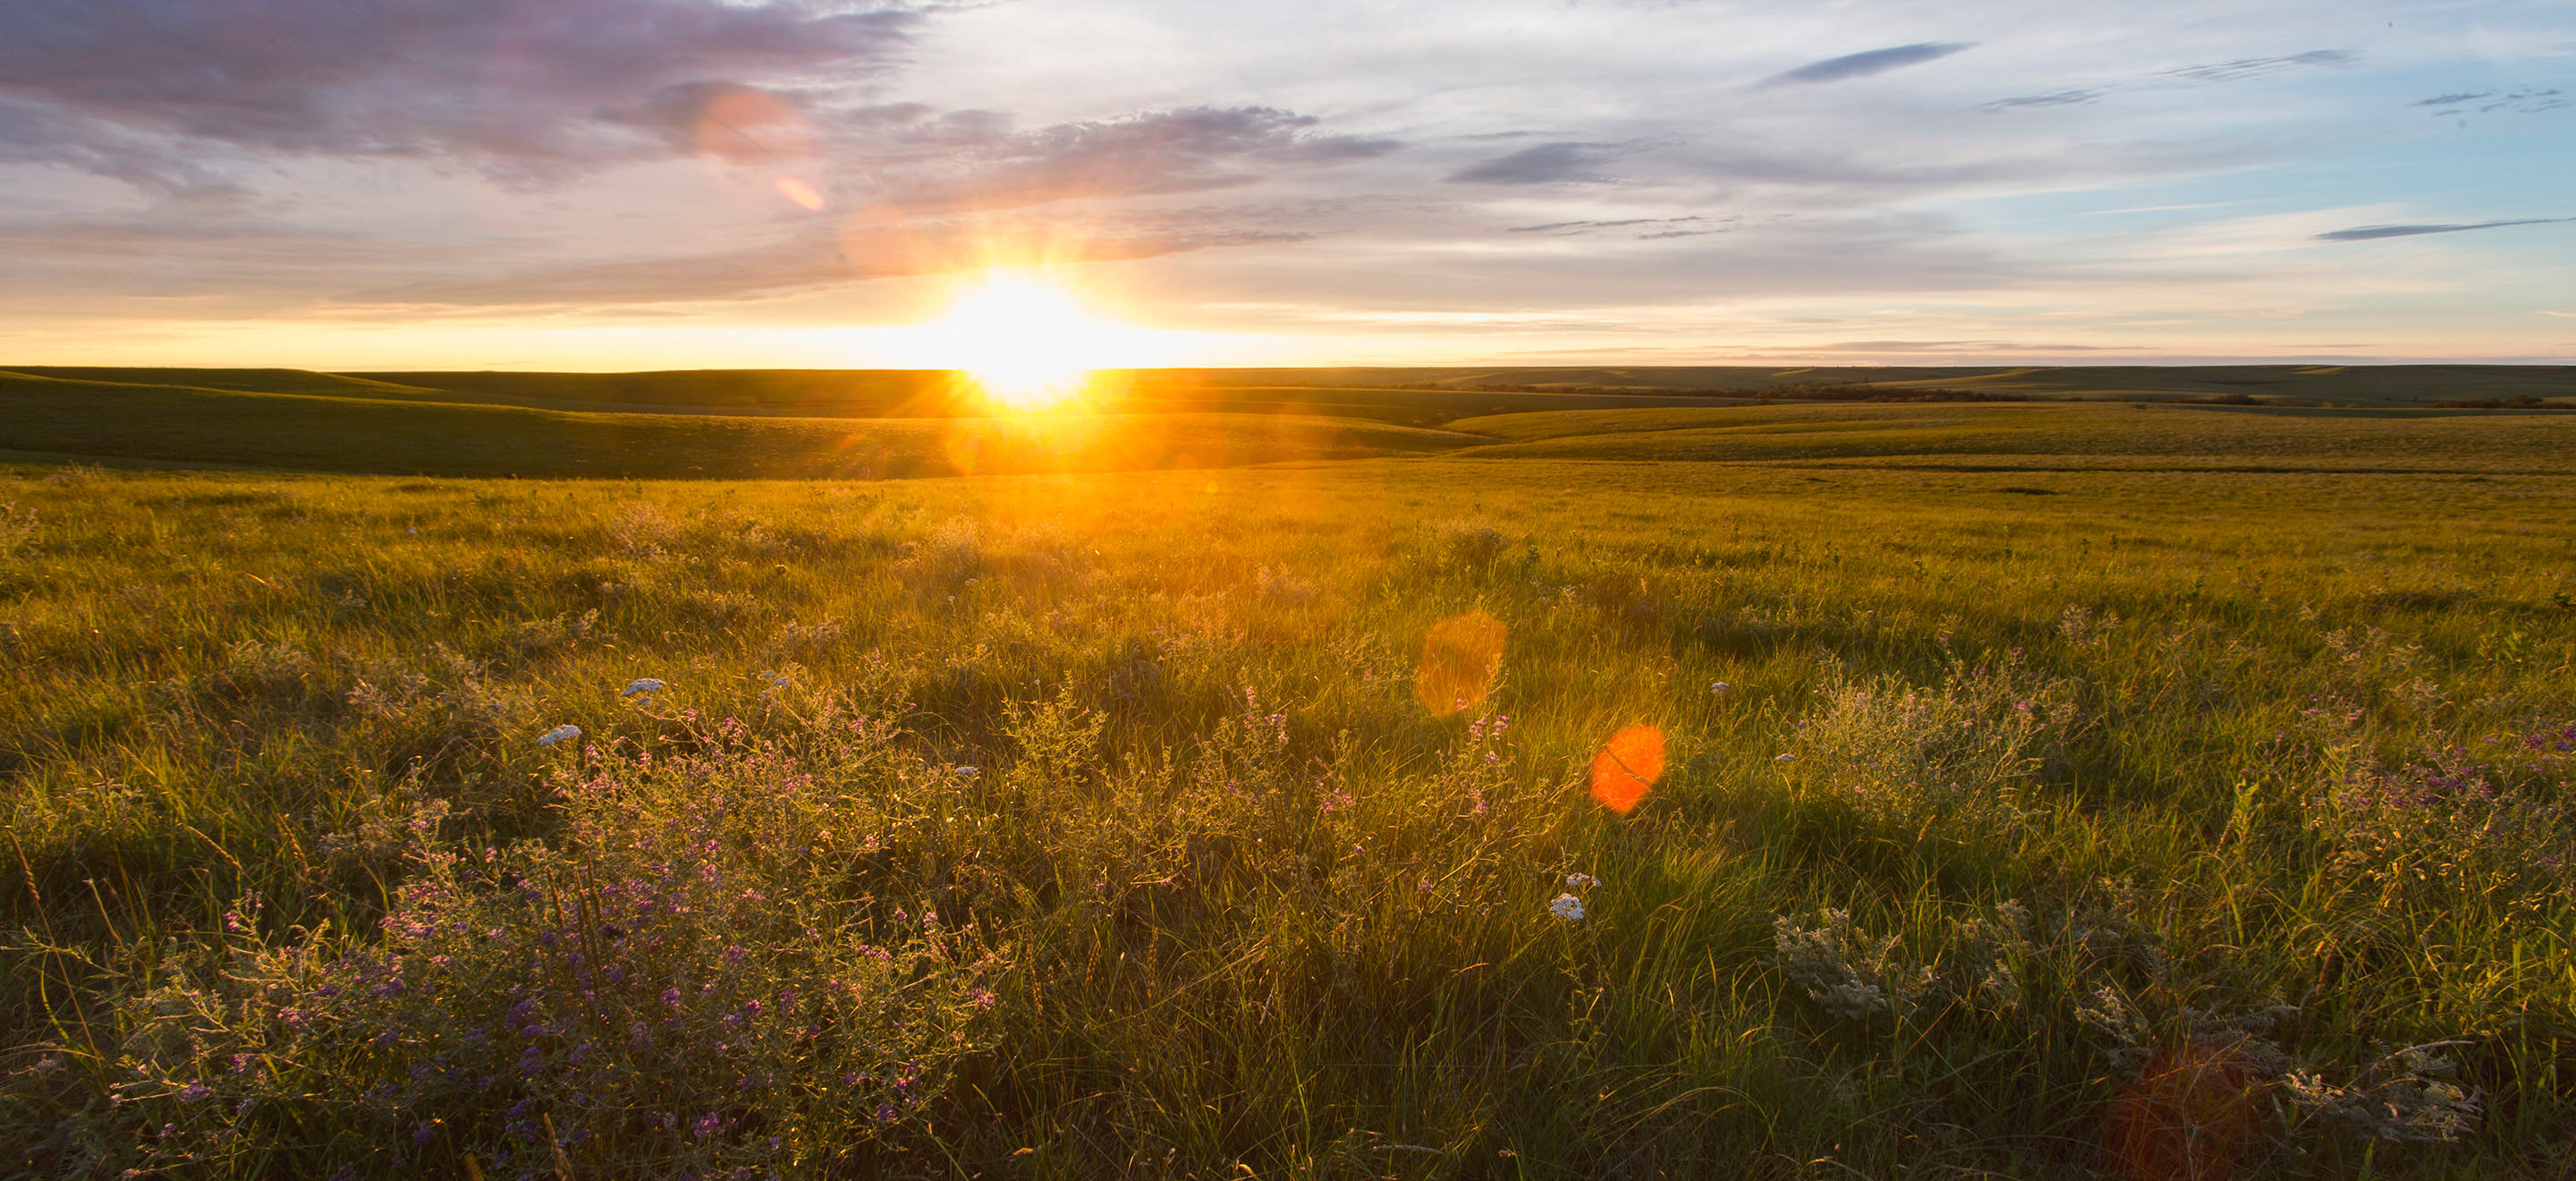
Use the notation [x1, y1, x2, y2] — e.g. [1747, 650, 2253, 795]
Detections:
[2431, 394, 2568, 410]
[1376, 380, 2030, 403]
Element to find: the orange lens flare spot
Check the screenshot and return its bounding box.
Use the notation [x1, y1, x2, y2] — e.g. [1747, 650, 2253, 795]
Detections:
[1414, 610, 1508, 716]
[2106, 1042, 2259, 1181]
[1589, 726, 1665, 815]
[775, 176, 825, 210]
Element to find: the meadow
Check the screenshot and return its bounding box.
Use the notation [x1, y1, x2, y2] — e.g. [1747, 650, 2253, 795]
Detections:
[3, 387, 2574, 1178]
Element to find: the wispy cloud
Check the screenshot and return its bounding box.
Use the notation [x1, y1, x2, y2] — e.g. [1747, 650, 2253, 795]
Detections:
[2157, 50, 2353, 84]
[1813, 339, 2122, 353]
[2315, 218, 2572, 242]
[2413, 88, 2568, 118]
[1763, 43, 1975, 87]
[1980, 90, 2103, 110]
[1505, 216, 1733, 239]
[1983, 47, 2352, 113]
[1447, 142, 1625, 184]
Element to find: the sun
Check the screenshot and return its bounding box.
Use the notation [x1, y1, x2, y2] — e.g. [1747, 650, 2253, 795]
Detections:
[933, 273, 1119, 410]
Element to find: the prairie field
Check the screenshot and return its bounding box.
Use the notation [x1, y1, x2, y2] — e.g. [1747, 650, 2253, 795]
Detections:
[4, 394, 2575, 1178]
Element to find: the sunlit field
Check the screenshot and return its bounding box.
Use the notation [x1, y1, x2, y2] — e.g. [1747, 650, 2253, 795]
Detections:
[5, 405, 2575, 1177]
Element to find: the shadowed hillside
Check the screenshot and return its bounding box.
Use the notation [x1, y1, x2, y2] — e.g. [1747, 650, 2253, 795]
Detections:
[13, 364, 2572, 422]
[0, 370, 1478, 478]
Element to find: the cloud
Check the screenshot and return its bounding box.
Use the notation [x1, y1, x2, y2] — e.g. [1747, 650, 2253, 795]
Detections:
[1979, 89, 2104, 112]
[2419, 88, 2567, 118]
[337, 212, 1308, 307]
[1763, 43, 1975, 87]
[0, 0, 924, 190]
[874, 106, 1400, 208]
[2314, 217, 2572, 242]
[1506, 215, 1734, 239]
[2158, 49, 2353, 84]
[1448, 142, 1624, 184]
[1984, 48, 2353, 115]
[1811, 339, 2121, 353]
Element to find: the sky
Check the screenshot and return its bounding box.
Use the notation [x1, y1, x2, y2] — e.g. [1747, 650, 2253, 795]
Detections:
[0, 0, 2570, 370]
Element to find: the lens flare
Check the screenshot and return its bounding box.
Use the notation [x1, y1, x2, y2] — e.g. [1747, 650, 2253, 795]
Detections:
[2106, 1042, 2258, 1181]
[775, 177, 825, 211]
[690, 88, 823, 212]
[1415, 611, 1508, 716]
[1589, 726, 1665, 815]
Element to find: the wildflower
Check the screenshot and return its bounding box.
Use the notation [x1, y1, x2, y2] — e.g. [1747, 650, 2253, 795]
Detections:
[1564, 873, 1598, 889]
[692, 1112, 724, 1139]
[1775, 753, 1795, 762]
[411, 1124, 437, 1146]
[970, 988, 996, 1010]
[1710, 681, 1730, 693]
[538, 724, 582, 747]
[622, 678, 666, 697]
[176, 1082, 213, 1103]
[1549, 894, 1587, 922]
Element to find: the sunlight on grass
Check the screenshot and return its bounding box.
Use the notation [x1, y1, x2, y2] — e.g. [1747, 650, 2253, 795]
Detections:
[4, 448, 2572, 1177]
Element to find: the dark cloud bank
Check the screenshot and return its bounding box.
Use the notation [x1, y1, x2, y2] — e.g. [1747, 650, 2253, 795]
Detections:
[0, 0, 923, 191]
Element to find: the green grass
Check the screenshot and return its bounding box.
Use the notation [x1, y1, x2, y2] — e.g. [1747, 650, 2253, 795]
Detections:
[3, 403, 2573, 1177]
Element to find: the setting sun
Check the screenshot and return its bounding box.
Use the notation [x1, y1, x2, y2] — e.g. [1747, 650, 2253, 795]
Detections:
[932, 273, 1120, 410]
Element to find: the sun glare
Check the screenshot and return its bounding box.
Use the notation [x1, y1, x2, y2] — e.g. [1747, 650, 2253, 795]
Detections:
[934, 273, 1121, 410]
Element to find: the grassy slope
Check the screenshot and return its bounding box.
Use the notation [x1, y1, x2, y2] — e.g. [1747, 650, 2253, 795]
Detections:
[346, 372, 1758, 424]
[3, 366, 452, 399]
[1448, 401, 2576, 472]
[0, 370, 1479, 478]
[1152, 364, 2576, 406]
[3, 444, 2572, 1176]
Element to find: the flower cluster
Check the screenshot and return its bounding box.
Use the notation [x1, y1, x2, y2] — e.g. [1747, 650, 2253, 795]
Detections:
[92, 709, 998, 1177]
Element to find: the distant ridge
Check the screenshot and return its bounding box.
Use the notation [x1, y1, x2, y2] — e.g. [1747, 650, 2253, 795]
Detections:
[7, 364, 2567, 417]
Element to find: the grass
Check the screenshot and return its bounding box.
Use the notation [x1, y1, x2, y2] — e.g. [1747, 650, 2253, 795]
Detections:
[1445, 402, 2576, 473]
[2, 395, 2573, 1177]
[0, 370, 1478, 479]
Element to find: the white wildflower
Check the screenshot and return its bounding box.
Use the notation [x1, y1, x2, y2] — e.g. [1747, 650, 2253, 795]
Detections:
[1710, 682, 1730, 693]
[537, 724, 582, 747]
[1549, 894, 1587, 922]
[1564, 873, 1599, 889]
[620, 678, 666, 697]
[1775, 753, 1796, 762]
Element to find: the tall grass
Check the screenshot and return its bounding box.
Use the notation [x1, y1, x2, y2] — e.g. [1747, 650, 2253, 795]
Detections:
[3, 454, 2572, 1177]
